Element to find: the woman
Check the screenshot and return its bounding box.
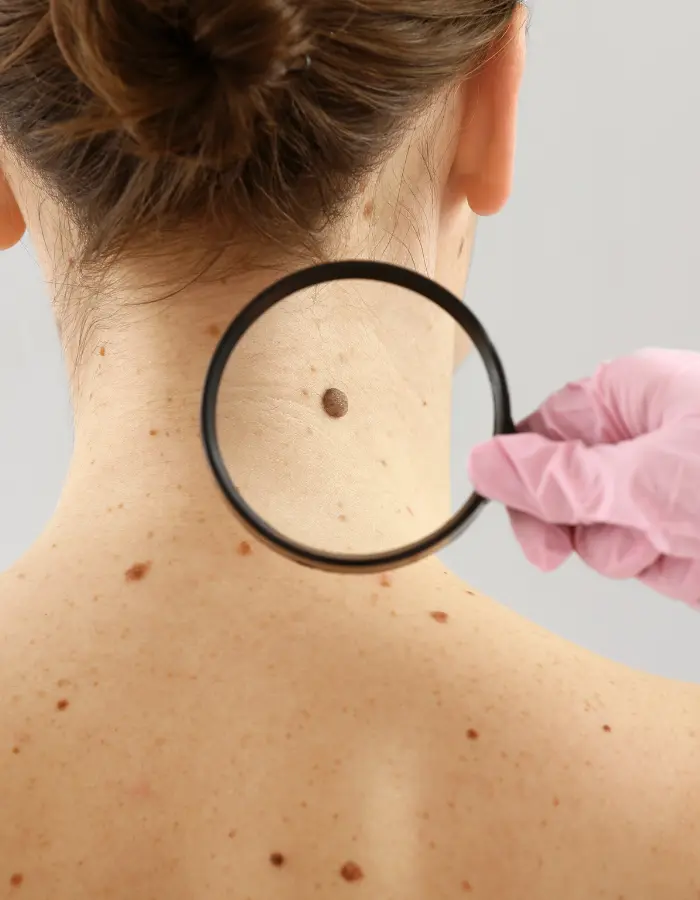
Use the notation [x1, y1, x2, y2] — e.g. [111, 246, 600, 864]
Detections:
[0, 2, 698, 898]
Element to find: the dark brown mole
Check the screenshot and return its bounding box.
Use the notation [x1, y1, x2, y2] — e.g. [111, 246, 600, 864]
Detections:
[430, 611, 449, 624]
[602, 724, 612, 733]
[340, 861, 364, 883]
[56, 699, 70, 711]
[379, 573, 392, 588]
[9, 873, 23, 888]
[322, 388, 349, 419]
[125, 561, 152, 583]
[269, 853, 286, 867]
[238, 541, 253, 557]
[466, 728, 479, 741]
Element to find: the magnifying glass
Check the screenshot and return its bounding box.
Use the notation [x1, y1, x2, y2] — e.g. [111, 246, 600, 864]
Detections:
[201, 260, 515, 573]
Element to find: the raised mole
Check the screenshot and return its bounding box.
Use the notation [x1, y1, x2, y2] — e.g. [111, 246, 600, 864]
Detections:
[322, 388, 349, 419]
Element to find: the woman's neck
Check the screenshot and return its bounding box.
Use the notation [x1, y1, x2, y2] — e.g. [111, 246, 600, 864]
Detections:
[53, 265, 456, 556]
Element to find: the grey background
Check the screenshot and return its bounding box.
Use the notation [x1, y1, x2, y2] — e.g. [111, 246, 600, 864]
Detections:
[2, 1, 700, 680]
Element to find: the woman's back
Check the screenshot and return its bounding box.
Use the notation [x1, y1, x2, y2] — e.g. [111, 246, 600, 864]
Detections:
[2, 519, 699, 898]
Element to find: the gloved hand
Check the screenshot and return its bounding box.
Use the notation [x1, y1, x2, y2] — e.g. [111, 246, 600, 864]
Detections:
[467, 349, 700, 605]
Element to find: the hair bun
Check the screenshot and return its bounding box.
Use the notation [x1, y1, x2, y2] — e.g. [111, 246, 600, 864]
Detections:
[49, 0, 311, 165]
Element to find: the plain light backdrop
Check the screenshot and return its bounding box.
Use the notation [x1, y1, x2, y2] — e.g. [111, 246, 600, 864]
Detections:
[2, 1, 700, 681]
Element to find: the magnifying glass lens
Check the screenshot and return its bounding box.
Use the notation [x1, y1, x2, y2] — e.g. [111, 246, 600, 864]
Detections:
[213, 276, 495, 558]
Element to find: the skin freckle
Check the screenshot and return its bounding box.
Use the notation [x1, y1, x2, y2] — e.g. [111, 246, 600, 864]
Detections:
[461, 880, 472, 892]
[466, 728, 479, 741]
[9, 873, 23, 888]
[363, 199, 374, 219]
[125, 561, 152, 582]
[237, 541, 253, 557]
[603, 724, 612, 733]
[99, 346, 106, 357]
[553, 796, 560, 807]
[340, 861, 364, 883]
[269, 853, 286, 867]
[302, 389, 310, 397]
[380, 459, 388, 468]
[149, 429, 158, 436]
[379, 573, 392, 588]
[206, 324, 222, 338]
[338, 514, 347, 522]
[56, 699, 70, 711]
[430, 611, 449, 624]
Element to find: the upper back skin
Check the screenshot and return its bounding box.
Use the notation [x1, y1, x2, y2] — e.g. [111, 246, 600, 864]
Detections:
[1, 517, 699, 900]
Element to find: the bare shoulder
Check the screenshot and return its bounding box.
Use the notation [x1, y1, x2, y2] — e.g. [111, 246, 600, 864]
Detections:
[0, 553, 698, 899]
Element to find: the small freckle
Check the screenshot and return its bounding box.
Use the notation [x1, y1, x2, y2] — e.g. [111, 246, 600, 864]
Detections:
[56, 679, 71, 688]
[340, 861, 364, 883]
[466, 728, 479, 740]
[379, 573, 392, 588]
[310, 365, 317, 373]
[149, 429, 158, 436]
[603, 724, 612, 733]
[302, 389, 309, 397]
[125, 561, 152, 582]
[422, 399, 428, 407]
[99, 346, 105, 356]
[553, 796, 560, 807]
[380, 459, 388, 468]
[363, 199, 374, 219]
[238, 541, 253, 557]
[56, 699, 70, 711]
[147, 531, 154, 539]
[430, 610, 449, 624]
[9, 873, 23, 888]
[338, 514, 347, 522]
[461, 880, 472, 892]
[269, 853, 285, 867]
[206, 324, 222, 338]
[11, 746, 20, 755]
[228, 830, 236, 839]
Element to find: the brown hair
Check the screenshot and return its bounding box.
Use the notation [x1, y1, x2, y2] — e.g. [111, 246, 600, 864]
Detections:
[0, 0, 518, 274]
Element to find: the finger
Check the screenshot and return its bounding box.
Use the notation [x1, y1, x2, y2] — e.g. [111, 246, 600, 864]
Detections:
[517, 376, 629, 445]
[638, 556, 700, 607]
[469, 434, 638, 526]
[508, 510, 573, 572]
[573, 524, 660, 580]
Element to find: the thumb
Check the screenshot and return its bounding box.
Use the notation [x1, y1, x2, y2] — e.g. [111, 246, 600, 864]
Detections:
[468, 433, 643, 528]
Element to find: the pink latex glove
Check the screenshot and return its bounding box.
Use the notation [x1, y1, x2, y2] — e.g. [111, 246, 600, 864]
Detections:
[468, 349, 700, 606]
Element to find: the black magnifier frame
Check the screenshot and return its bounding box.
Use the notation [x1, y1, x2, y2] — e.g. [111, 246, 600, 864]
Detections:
[201, 260, 515, 574]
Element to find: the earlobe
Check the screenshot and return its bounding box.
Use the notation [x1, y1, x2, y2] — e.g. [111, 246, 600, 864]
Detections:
[0, 171, 26, 250]
[451, 7, 527, 217]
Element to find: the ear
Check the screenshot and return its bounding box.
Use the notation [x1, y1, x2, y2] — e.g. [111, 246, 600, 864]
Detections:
[0, 171, 26, 250]
[451, 6, 527, 216]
